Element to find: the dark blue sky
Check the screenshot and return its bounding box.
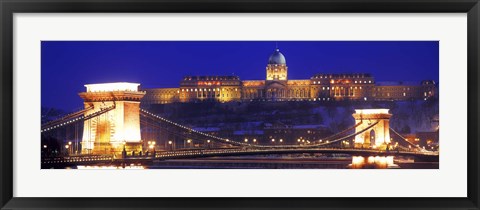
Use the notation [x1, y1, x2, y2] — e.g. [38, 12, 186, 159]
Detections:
[41, 41, 438, 111]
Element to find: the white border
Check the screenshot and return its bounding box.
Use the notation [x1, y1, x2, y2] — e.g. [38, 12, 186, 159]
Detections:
[14, 13, 467, 197]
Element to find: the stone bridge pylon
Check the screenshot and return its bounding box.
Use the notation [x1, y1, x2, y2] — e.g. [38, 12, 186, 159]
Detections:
[79, 83, 146, 155]
[352, 109, 392, 150]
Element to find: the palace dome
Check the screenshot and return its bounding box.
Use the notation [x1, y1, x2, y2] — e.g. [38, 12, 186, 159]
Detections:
[268, 48, 286, 65]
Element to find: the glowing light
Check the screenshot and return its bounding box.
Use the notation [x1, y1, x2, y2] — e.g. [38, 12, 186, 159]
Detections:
[354, 109, 389, 115]
[367, 156, 375, 164]
[386, 156, 394, 165]
[85, 82, 140, 92]
[352, 156, 365, 167]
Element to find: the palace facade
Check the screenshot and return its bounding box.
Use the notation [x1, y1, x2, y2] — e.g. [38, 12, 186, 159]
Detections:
[141, 48, 437, 105]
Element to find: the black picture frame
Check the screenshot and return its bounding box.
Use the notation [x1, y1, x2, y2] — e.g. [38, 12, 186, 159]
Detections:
[1, 0, 479, 209]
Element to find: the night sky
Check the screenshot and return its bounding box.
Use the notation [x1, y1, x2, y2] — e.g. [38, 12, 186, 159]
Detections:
[41, 41, 439, 111]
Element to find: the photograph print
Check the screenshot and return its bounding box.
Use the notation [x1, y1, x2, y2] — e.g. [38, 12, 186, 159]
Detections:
[41, 41, 439, 169]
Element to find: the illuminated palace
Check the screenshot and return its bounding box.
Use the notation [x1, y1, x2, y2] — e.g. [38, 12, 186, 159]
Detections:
[142, 48, 436, 105]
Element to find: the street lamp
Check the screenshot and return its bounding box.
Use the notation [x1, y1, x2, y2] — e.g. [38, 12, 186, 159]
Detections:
[253, 139, 257, 144]
[65, 144, 70, 156]
[244, 138, 248, 143]
[42, 145, 48, 157]
[151, 141, 156, 156]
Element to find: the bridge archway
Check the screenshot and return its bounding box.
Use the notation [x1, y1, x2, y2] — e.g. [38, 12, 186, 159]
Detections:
[369, 129, 376, 146]
[352, 109, 392, 150]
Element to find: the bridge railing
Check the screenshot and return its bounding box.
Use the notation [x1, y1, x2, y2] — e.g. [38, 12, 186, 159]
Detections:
[41, 104, 116, 133]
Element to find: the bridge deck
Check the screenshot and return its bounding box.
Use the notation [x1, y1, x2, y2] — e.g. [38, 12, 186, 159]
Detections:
[41, 148, 438, 168]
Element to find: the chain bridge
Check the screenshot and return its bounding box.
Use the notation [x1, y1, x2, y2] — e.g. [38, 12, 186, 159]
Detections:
[41, 83, 439, 168]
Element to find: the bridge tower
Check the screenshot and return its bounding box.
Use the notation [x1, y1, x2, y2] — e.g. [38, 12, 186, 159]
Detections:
[352, 109, 392, 150]
[79, 82, 146, 155]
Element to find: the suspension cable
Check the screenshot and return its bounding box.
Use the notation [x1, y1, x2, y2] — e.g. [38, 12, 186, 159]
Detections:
[390, 127, 429, 152]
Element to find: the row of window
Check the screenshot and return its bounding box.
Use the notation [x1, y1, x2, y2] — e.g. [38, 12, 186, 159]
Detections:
[355, 80, 372, 84]
[181, 88, 238, 92]
[312, 74, 371, 79]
